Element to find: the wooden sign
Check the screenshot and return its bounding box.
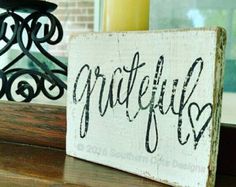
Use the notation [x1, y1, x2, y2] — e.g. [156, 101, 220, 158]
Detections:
[66, 28, 226, 187]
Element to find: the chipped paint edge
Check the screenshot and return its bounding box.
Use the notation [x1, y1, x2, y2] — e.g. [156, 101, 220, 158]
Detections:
[206, 27, 227, 187]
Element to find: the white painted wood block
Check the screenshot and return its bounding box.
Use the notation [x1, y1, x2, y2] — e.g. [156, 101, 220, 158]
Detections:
[66, 28, 226, 187]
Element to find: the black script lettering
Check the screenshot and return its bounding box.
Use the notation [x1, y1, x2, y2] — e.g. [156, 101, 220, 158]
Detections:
[123, 52, 146, 121]
[73, 52, 146, 138]
[73, 64, 97, 138]
[145, 56, 164, 153]
[72, 52, 209, 153]
[177, 58, 204, 145]
[155, 79, 179, 115]
[95, 66, 122, 116]
[188, 102, 213, 149]
[138, 76, 150, 110]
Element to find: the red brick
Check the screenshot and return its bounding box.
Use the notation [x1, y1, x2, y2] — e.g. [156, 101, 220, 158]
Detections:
[77, 16, 93, 22]
[87, 8, 94, 15]
[58, 2, 76, 8]
[77, 1, 94, 7]
[87, 23, 94, 29]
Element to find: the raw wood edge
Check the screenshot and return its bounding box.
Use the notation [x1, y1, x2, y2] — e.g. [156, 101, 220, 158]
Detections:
[207, 27, 227, 187]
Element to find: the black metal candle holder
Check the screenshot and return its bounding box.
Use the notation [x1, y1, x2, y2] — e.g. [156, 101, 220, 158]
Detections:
[0, 0, 67, 102]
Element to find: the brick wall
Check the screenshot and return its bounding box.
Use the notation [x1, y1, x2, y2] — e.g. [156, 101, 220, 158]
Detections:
[48, 0, 95, 56]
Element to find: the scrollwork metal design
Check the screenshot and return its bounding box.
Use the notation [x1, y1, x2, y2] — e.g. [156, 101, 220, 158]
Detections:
[0, 9, 67, 102]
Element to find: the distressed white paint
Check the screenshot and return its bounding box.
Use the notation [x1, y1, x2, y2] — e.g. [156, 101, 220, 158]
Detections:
[66, 28, 226, 187]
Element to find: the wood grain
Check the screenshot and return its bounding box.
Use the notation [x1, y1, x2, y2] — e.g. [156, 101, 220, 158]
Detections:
[0, 142, 168, 187]
[0, 142, 233, 187]
[67, 28, 226, 187]
[0, 101, 66, 149]
[0, 100, 235, 179]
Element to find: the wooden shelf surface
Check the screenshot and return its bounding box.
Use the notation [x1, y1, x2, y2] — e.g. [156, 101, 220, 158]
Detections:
[0, 101, 235, 186]
[0, 142, 234, 187]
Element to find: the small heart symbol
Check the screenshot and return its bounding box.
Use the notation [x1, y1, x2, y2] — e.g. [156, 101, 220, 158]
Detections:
[188, 102, 213, 149]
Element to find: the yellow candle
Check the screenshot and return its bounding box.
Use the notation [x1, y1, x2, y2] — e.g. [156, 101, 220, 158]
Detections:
[102, 0, 150, 32]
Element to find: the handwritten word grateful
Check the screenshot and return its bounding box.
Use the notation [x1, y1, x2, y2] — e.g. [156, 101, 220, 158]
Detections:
[73, 52, 213, 153]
